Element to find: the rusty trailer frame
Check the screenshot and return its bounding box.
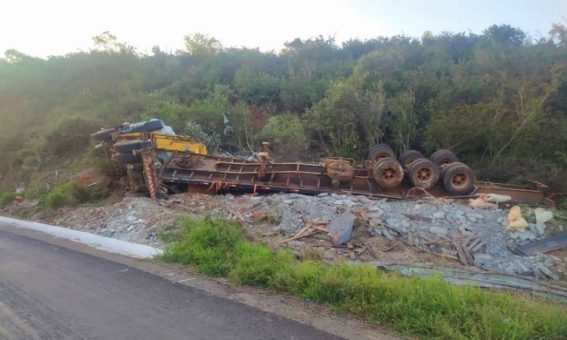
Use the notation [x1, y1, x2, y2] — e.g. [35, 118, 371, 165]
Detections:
[158, 151, 547, 205]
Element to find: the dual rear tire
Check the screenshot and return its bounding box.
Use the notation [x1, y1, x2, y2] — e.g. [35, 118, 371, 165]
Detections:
[362, 144, 475, 194]
[440, 162, 474, 195]
[406, 158, 439, 189]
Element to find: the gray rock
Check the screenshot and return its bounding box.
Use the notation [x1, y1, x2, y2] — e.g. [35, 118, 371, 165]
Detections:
[466, 212, 484, 221]
[534, 264, 560, 280]
[327, 212, 355, 245]
[429, 226, 448, 237]
[367, 209, 384, 218]
[432, 211, 446, 219]
[530, 223, 545, 236]
[518, 231, 536, 241]
[453, 209, 464, 217]
[474, 253, 493, 261]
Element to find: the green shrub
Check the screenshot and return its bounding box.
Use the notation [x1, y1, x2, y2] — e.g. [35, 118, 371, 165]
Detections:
[160, 216, 245, 276]
[229, 243, 293, 287]
[260, 114, 307, 161]
[44, 180, 108, 209]
[41, 116, 100, 164]
[0, 189, 16, 207]
[160, 216, 567, 339]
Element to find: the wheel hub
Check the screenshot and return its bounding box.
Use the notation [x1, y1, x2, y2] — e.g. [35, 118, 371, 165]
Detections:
[382, 168, 396, 181]
[417, 168, 432, 182]
[451, 173, 467, 187]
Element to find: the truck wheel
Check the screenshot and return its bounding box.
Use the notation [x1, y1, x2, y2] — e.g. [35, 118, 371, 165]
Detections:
[442, 162, 474, 195]
[127, 119, 164, 133]
[91, 128, 116, 142]
[399, 149, 424, 167]
[367, 143, 395, 162]
[407, 158, 439, 189]
[372, 157, 404, 189]
[431, 149, 458, 166]
[325, 159, 355, 182]
[113, 139, 151, 153]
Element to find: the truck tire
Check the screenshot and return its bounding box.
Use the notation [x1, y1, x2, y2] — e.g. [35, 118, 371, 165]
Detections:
[91, 128, 116, 142]
[126, 119, 164, 133]
[407, 158, 439, 189]
[431, 149, 458, 166]
[442, 162, 474, 195]
[399, 149, 424, 168]
[367, 143, 395, 162]
[113, 139, 151, 153]
[372, 157, 404, 189]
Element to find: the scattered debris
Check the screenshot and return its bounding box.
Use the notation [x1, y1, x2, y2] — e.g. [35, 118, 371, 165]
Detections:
[469, 193, 512, 208]
[506, 206, 529, 231]
[535, 208, 554, 228]
[327, 212, 355, 245]
[2, 191, 565, 281]
[375, 264, 567, 303]
[279, 219, 328, 244]
[515, 231, 567, 256]
[486, 193, 512, 203]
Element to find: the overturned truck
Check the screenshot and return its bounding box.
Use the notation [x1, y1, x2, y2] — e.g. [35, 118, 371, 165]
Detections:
[92, 120, 548, 205]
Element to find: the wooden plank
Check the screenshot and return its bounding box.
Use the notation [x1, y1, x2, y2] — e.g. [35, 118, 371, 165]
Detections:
[515, 231, 567, 256]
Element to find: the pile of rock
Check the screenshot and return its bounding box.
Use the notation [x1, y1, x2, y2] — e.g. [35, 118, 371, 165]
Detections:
[222, 192, 565, 279]
[7, 190, 563, 280]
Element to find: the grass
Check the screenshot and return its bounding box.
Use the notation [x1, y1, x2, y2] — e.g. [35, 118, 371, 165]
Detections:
[159, 216, 567, 339]
[43, 180, 109, 209]
[0, 188, 16, 207]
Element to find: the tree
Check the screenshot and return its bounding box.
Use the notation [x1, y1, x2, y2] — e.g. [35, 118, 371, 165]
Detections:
[550, 22, 567, 46]
[388, 90, 417, 151]
[92, 31, 135, 53]
[184, 33, 222, 55]
[483, 25, 526, 47]
[261, 113, 307, 160]
[1, 24, 567, 192]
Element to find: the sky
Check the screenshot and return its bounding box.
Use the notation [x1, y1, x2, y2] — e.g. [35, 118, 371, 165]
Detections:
[1, 0, 565, 58]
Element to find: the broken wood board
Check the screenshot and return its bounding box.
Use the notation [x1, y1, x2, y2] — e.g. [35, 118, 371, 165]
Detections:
[515, 231, 567, 256]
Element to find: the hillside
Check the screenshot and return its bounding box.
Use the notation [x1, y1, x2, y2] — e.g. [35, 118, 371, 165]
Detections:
[1, 25, 566, 194]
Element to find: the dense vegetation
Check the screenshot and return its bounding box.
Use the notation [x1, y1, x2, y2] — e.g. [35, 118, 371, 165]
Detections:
[1, 24, 567, 193]
[160, 216, 567, 339]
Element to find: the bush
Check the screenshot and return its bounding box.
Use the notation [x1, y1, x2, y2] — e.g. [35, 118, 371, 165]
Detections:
[184, 121, 220, 153]
[160, 216, 567, 339]
[44, 180, 108, 209]
[41, 116, 100, 164]
[160, 216, 245, 276]
[0, 189, 16, 207]
[260, 113, 307, 161]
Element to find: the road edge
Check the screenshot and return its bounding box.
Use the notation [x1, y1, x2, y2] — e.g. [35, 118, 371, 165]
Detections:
[0, 215, 162, 258]
[0, 216, 396, 340]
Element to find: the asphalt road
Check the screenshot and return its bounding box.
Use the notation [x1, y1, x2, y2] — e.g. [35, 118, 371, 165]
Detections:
[0, 225, 341, 340]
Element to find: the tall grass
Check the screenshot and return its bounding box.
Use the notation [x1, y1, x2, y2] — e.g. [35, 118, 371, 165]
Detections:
[43, 180, 109, 209]
[160, 216, 567, 339]
[0, 188, 16, 207]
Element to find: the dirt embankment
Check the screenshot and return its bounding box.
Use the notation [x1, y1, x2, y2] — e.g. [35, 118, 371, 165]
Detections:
[3, 191, 565, 280]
